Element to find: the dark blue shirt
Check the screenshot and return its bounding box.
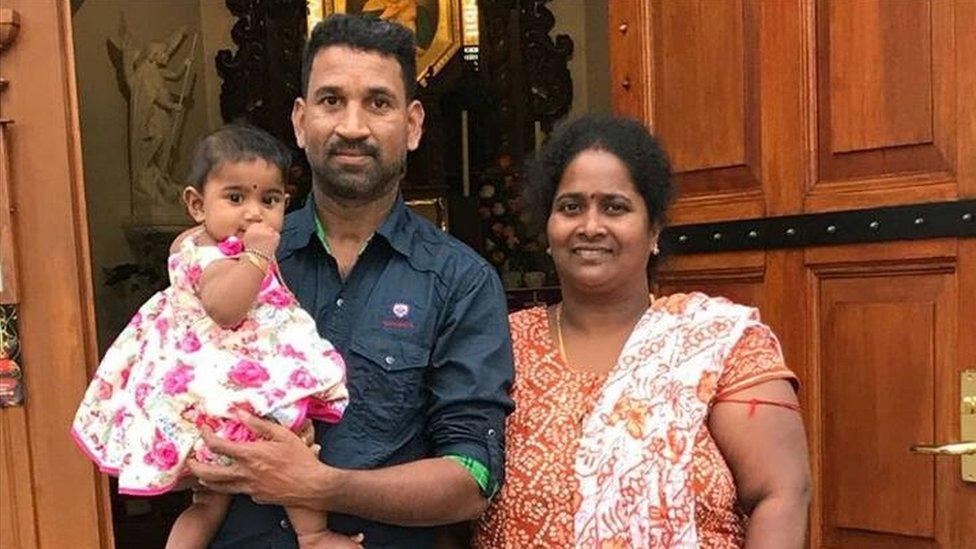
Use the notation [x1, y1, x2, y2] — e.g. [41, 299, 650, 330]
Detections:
[212, 197, 515, 548]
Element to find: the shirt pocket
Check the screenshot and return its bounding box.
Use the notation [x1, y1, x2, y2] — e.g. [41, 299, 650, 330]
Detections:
[348, 335, 431, 435]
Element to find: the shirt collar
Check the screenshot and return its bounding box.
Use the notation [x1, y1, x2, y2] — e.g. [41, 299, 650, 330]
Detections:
[279, 193, 415, 258]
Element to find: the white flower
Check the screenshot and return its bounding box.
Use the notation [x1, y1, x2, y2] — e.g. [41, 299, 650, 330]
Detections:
[492, 202, 506, 216]
[479, 185, 496, 199]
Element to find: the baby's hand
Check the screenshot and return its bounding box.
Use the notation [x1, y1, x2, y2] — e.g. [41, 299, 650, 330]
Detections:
[242, 222, 280, 257]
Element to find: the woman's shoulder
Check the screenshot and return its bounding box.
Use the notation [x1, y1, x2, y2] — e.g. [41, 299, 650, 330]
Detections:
[653, 291, 758, 322]
[508, 305, 549, 338]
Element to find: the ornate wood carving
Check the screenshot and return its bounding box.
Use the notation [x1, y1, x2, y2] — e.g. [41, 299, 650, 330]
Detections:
[519, 0, 573, 132]
[217, 0, 309, 199]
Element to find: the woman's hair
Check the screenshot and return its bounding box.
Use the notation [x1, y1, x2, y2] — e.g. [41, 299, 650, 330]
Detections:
[523, 115, 674, 234]
[185, 124, 292, 190]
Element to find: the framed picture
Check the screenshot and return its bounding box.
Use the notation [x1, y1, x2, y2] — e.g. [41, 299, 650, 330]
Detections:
[307, 0, 461, 83]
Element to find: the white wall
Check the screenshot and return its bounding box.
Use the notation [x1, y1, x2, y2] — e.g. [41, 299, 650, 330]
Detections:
[549, 0, 611, 120]
[72, 0, 232, 348]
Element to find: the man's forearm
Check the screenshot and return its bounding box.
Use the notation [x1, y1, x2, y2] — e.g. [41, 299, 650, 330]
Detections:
[310, 457, 488, 527]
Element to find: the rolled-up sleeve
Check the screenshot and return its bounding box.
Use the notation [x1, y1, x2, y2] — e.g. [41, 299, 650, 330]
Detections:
[426, 264, 515, 497]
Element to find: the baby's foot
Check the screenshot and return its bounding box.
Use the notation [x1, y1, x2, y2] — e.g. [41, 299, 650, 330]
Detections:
[296, 530, 364, 549]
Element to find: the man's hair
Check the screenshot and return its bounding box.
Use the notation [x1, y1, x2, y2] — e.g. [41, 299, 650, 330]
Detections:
[185, 124, 291, 189]
[302, 13, 417, 100]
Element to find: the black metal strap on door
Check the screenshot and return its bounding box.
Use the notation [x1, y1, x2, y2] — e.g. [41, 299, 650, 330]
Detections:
[661, 199, 976, 255]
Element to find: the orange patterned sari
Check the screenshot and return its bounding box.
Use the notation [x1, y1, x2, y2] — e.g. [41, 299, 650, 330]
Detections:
[475, 293, 797, 548]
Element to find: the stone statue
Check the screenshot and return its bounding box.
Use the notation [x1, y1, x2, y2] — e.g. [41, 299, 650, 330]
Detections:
[109, 14, 196, 219]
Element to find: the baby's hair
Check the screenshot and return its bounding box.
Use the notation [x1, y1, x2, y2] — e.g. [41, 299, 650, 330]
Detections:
[185, 124, 292, 190]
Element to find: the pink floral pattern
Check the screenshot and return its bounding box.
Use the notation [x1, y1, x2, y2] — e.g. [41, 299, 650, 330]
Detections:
[71, 231, 348, 495]
[228, 359, 270, 388]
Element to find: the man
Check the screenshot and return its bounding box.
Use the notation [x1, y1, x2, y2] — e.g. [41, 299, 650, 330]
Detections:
[188, 14, 514, 548]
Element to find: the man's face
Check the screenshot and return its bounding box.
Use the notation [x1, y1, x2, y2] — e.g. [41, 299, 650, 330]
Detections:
[292, 45, 424, 202]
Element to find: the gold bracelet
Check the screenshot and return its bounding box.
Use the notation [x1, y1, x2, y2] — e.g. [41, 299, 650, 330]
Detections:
[240, 251, 269, 275]
[244, 247, 273, 263]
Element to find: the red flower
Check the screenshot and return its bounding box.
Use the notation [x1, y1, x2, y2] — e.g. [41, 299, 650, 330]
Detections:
[112, 409, 128, 427]
[119, 363, 133, 389]
[260, 287, 294, 309]
[134, 383, 152, 409]
[95, 379, 114, 400]
[219, 418, 258, 443]
[154, 317, 170, 339]
[217, 236, 244, 256]
[280, 344, 307, 361]
[143, 429, 179, 471]
[162, 362, 195, 395]
[228, 359, 269, 388]
[186, 264, 203, 287]
[176, 331, 202, 353]
[288, 368, 318, 389]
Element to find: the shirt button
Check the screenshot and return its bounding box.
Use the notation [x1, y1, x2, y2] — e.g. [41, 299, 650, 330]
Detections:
[336, 298, 344, 307]
[279, 519, 290, 530]
[384, 355, 396, 365]
[487, 428, 496, 437]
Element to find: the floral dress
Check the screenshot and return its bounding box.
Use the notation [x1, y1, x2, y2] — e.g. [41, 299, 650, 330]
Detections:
[71, 232, 348, 496]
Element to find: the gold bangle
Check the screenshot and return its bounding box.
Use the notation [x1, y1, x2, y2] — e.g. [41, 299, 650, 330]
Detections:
[244, 247, 273, 263]
[241, 251, 269, 275]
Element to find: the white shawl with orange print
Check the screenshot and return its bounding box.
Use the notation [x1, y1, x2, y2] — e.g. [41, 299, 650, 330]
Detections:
[573, 293, 758, 548]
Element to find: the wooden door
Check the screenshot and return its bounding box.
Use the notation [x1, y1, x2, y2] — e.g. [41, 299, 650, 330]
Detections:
[0, 1, 113, 547]
[611, 0, 976, 547]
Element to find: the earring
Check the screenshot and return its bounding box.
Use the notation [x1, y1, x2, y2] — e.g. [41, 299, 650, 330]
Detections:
[652, 247, 660, 256]
[546, 246, 552, 255]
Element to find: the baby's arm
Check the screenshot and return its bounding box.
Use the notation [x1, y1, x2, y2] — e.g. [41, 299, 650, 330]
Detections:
[197, 222, 279, 328]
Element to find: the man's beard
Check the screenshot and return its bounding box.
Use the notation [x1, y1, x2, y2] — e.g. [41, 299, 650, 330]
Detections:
[310, 139, 404, 202]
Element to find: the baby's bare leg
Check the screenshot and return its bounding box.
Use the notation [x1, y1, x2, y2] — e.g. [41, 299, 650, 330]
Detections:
[165, 490, 232, 549]
[286, 507, 363, 548]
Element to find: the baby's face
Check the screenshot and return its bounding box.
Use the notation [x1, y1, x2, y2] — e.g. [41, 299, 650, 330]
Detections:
[188, 159, 288, 241]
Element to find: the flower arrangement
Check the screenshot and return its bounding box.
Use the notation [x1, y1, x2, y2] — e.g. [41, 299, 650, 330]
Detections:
[477, 155, 547, 287]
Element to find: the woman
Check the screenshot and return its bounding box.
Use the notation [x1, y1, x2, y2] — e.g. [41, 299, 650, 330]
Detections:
[475, 116, 810, 548]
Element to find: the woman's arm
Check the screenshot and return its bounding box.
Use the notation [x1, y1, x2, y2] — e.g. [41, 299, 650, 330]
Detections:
[708, 379, 811, 549]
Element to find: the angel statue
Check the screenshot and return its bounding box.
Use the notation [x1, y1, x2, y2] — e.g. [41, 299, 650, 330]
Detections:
[109, 14, 197, 218]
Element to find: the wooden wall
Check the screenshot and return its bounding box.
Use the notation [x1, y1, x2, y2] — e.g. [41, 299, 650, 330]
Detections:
[0, 1, 113, 547]
[610, 1, 976, 546]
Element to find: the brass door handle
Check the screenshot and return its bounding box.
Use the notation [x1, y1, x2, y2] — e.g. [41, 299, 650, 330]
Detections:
[910, 441, 976, 456]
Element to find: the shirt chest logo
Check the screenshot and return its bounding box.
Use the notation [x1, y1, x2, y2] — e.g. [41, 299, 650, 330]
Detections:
[382, 301, 415, 329]
[392, 303, 410, 318]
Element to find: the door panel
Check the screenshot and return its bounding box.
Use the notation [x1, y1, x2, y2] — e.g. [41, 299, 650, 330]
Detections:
[611, 1, 976, 546]
[652, 0, 761, 197]
[656, 250, 766, 311]
[809, 0, 959, 212]
[0, 1, 112, 547]
[811, 252, 954, 545]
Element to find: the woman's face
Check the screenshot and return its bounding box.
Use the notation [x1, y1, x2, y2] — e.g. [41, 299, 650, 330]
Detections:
[547, 148, 658, 291]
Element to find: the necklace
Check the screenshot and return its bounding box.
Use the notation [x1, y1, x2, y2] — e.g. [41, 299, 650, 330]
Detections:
[555, 295, 655, 369]
[555, 302, 570, 365]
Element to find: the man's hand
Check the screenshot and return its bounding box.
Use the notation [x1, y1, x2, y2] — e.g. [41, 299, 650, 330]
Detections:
[186, 412, 332, 511]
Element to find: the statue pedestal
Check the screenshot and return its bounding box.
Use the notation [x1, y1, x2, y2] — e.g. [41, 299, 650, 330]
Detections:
[123, 214, 193, 266]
